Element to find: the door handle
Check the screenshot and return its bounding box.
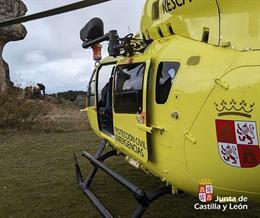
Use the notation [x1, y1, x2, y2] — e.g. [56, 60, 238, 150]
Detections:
[152, 125, 165, 131]
[137, 123, 165, 133]
[137, 123, 152, 133]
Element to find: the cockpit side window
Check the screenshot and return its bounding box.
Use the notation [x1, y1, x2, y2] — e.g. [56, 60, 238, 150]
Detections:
[87, 70, 96, 107]
[97, 64, 115, 105]
[156, 62, 180, 104]
[114, 63, 145, 114]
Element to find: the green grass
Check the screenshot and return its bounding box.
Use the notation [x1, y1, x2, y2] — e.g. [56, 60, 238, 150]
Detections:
[0, 130, 259, 218]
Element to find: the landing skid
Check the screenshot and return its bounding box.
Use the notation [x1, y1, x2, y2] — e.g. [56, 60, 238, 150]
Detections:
[74, 140, 172, 218]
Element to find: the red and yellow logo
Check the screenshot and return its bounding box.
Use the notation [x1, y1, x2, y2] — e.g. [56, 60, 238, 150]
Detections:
[198, 180, 213, 203]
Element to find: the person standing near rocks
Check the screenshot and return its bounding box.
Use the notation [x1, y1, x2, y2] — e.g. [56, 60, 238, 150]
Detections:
[36, 83, 46, 97]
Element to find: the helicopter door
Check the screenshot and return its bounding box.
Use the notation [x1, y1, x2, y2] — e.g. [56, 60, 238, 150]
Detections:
[86, 69, 99, 134]
[113, 57, 150, 163]
[147, 61, 181, 165]
[96, 63, 116, 136]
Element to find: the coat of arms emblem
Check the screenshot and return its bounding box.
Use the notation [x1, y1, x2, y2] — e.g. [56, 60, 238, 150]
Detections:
[215, 120, 260, 168]
[198, 184, 213, 203]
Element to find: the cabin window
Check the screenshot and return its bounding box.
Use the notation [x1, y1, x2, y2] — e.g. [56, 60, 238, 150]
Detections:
[156, 62, 180, 104]
[114, 63, 145, 114]
[87, 71, 96, 107]
[97, 64, 115, 104]
[152, 0, 160, 20]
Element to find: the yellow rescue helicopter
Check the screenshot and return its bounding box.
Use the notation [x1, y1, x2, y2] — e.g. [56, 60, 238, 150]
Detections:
[1, 0, 259, 217]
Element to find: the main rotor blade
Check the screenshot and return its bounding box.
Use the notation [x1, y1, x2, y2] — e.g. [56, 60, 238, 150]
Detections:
[0, 0, 110, 28]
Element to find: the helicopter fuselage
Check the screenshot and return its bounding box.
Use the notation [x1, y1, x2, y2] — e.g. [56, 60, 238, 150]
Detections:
[80, 0, 260, 204]
[85, 33, 260, 200]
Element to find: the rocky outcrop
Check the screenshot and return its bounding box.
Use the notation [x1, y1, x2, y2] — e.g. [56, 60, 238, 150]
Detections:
[73, 95, 86, 108]
[0, 0, 27, 91]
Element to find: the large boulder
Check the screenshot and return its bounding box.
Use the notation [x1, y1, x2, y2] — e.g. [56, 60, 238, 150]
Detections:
[0, 0, 27, 92]
[73, 95, 86, 108]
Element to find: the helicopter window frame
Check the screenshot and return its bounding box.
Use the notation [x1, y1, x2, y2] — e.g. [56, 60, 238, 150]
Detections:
[87, 70, 96, 107]
[95, 62, 116, 134]
[96, 63, 116, 105]
[155, 61, 180, 104]
[114, 62, 146, 114]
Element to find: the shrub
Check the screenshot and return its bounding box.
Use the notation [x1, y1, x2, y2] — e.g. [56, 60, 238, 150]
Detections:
[0, 88, 47, 130]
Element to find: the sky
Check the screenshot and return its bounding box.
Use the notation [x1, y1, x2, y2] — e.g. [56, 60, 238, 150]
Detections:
[3, 0, 145, 93]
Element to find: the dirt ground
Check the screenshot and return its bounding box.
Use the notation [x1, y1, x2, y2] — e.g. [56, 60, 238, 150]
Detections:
[0, 130, 260, 218]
